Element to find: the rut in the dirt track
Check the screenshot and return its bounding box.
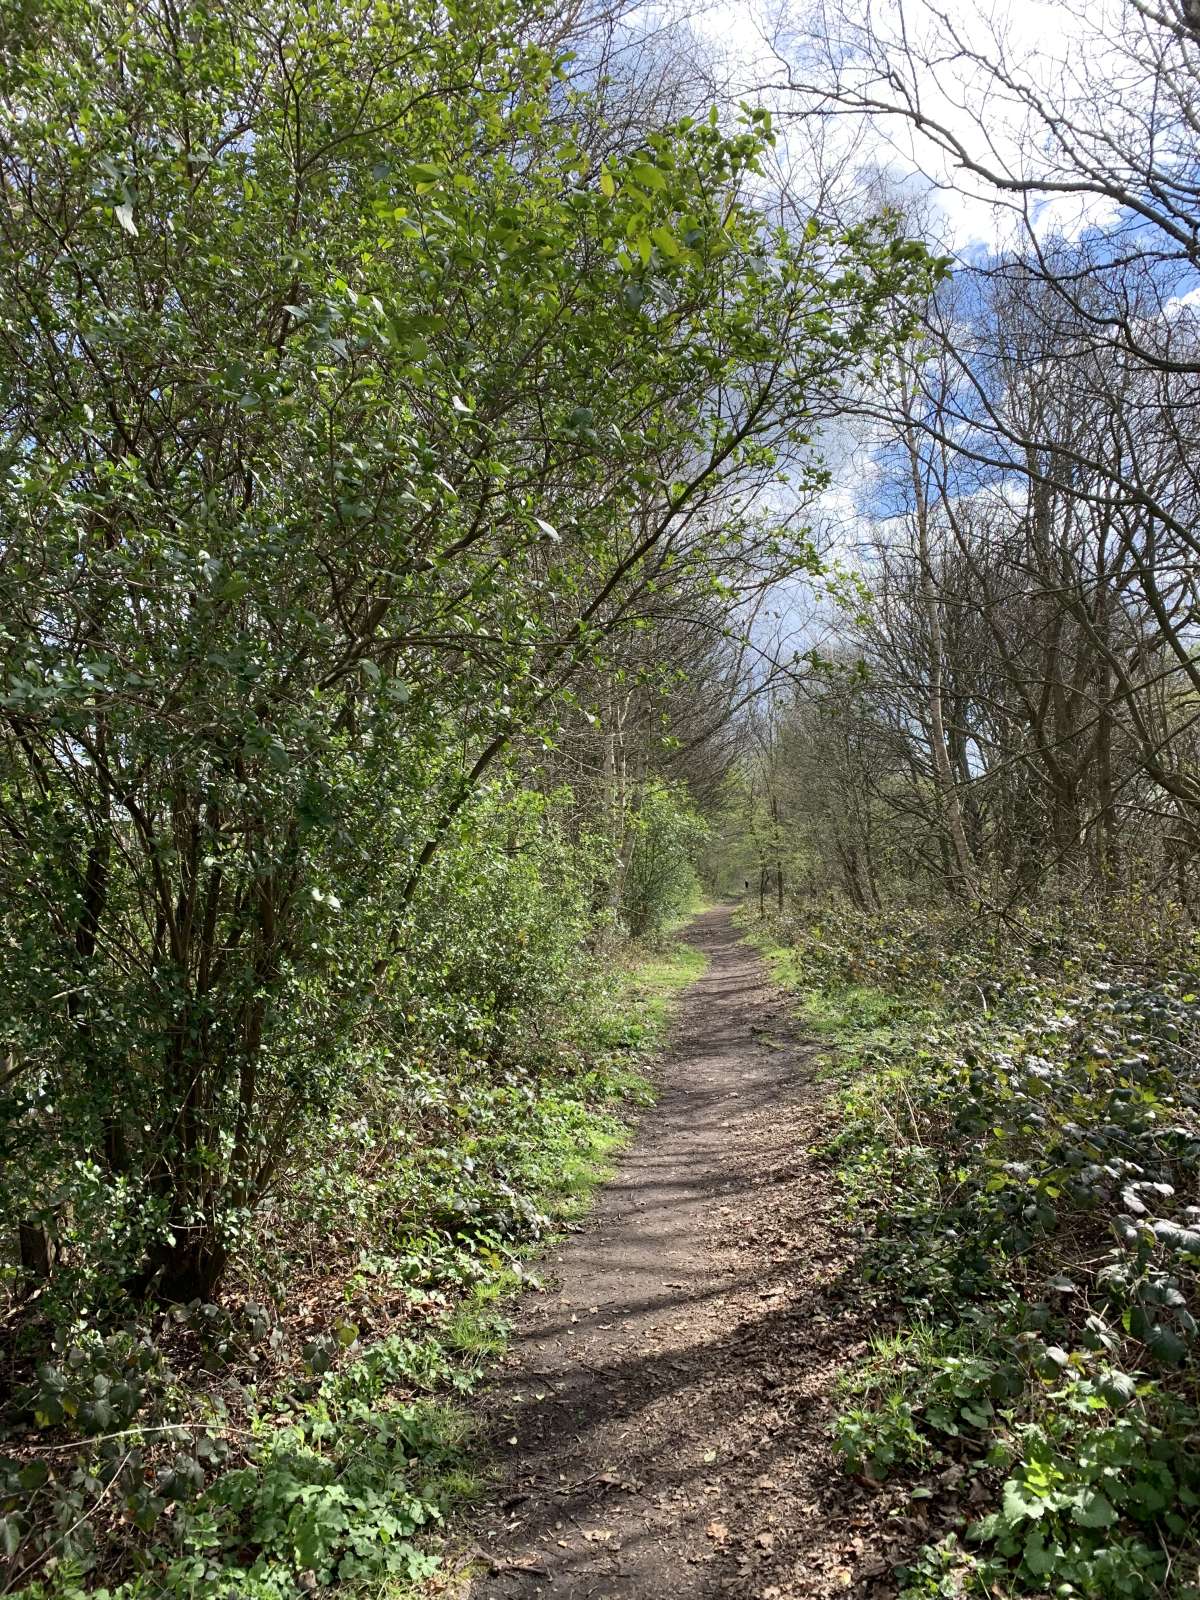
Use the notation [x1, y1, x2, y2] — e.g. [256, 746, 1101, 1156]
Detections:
[457, 905, 906, 1600]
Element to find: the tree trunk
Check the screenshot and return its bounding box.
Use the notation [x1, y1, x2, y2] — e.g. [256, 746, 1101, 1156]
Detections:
[902, 408, 976, 900]
[136, 1231, 229, 1305]
[18, 1219, 55, 1291]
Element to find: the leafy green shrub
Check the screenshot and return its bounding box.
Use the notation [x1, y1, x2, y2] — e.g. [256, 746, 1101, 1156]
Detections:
[386, 786, 606, 1062]
[833, 1323, 1022, 1479]
[4, 1361, 464, 1599]
[969, 1381, 1200, 1596]
[0, 866, 681, 1595]
[772, 899, 1200, 1597]
[621, 782, 708, 941]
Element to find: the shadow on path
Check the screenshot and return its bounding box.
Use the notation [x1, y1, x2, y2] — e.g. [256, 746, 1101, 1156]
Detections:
[455, 906, 909, 1600]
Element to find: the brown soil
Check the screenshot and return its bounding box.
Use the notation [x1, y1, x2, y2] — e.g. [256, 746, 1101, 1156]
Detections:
[453, 905, 915, 1600]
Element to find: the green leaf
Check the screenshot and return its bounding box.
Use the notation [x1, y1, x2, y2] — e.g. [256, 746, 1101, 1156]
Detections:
[1072, 1489, 1117, 1528]
[1002, 1478, 1046, 1523]
[1098, 1369, 1137, 1406]
[1147, 1324, 1188, 1365]
[630, 163, 666, 191]
[1022, 1527, 1056, 1576]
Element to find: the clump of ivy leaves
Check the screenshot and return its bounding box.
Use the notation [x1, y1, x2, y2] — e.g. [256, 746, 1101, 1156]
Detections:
[769, 898, 1200, 1599]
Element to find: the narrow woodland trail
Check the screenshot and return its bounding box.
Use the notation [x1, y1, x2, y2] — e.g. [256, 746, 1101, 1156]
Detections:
[456, 906, 906, 1600]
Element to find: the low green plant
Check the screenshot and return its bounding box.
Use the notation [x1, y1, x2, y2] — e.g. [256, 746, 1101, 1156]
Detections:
[833, 1322, 1021, 1478]
[770, 900, 1200, 1598]
[2, 922, 703, 1597]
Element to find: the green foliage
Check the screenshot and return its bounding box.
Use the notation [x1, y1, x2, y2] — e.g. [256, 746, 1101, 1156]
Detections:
[770, 899, 1200, 1598]
[621, 783, 708, 940]
[6, 1354, 466, 1599]
[833, 1323, 1018, 1478]
[0, 0, 936, 1586]
[0, 0, 936, 1315]
[1, 926, 696, 1594]
[2, 781, 605, 1345]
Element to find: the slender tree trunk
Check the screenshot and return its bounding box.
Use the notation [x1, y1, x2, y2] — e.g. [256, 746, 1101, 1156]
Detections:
[1094, 601, 1119, 891]
[18, 1219, 55, 1292]
[902, 409, 976, 900]
[770, 793, 784, 912]
[837, 839, 867, 910]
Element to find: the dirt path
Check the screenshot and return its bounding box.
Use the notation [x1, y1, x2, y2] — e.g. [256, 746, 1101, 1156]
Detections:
[457, 906, 905, 1599]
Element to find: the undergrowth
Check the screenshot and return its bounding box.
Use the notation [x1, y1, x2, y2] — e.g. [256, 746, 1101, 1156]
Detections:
[754, 898, 1200, 1600]
[0, 939, 703, 1600]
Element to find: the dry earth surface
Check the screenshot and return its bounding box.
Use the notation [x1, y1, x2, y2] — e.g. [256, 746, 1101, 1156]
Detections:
[449, 904, 917, 1600]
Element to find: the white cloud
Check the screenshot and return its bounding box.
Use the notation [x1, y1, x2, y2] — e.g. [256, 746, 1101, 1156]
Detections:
[679, 0, 1140, 256]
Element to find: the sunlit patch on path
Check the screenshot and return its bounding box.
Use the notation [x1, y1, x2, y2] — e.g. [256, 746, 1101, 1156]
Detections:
[455, 905, 907, 1600]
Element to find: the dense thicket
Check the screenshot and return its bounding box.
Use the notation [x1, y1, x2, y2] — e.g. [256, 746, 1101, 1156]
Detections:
[0, 0, 938, 1590]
